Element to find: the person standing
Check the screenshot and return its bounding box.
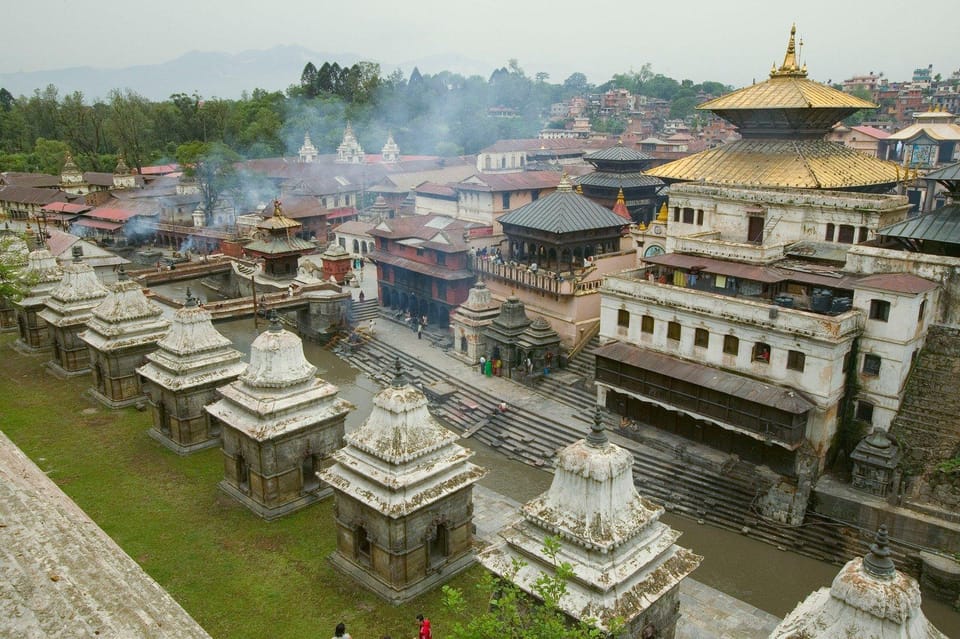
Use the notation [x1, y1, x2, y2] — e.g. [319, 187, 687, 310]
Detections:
[479, 355, 486, 375]
[417, 323, 423, 340]
[417, 614, 432, 639]
[333, 621, 352, 639]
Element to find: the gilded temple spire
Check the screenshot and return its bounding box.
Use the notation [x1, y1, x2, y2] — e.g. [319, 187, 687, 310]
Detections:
[770, 24, 807, 78]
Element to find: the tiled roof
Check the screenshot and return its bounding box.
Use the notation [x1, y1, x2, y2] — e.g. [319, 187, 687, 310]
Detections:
[480, 138, 608, 153]
[584, 145, 654, 162]
[877, 204, 960, 245]
[645, 139, 900, 189]
[368, 215, 480, 252]
[0, 185, 67, 205]
[333, 220, 374, 235]
[0, 172, 60, 188]
[416, 182, 458, 198]
[370, 250, 474, 280]
[457, 171, 561, 192]
[87, 207, 139, 222]
[497, 189, 628, 233]
[575, 171, 664, 189]
[42, 202, 91, 214]
[850, 125, 890, 139]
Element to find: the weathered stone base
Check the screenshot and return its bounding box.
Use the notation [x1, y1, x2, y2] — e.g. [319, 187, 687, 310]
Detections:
[328, 549, 477, 605]
[85, 387, 146, 410]
[9, 339, 49, 355]
[217, 480, 331, 521]
[44, 360, 89, 378]
[148, 428, 220, 456]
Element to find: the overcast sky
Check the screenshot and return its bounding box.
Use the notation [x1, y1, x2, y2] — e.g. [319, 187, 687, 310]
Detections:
[5, 0, 958, 87]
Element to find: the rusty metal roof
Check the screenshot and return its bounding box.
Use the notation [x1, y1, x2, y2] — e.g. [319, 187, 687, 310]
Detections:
[645, 139, 900, 189]
[594, 341, 814, 414]
[855, 273, 938, 295]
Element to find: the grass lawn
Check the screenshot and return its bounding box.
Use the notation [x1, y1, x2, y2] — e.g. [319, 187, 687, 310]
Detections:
[0, 333, 488, 639]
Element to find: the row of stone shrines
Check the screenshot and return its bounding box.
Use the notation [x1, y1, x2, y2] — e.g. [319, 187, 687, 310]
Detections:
[8, 239, 947, 637]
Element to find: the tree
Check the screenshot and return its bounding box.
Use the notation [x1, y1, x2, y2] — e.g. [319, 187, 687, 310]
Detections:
[106, 89, 154, 172]
[441, 537, 620, 639]
[0, 232, 30, 308]
[0, 88, 13, 112]
[175, 141, 239, 225]
[563, 72, 590, 94]
[300, 62, 319, 98]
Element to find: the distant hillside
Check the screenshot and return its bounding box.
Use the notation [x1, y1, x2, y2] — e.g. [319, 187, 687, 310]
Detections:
[0, 46, 360, 100]
[0, 46, 496, 101]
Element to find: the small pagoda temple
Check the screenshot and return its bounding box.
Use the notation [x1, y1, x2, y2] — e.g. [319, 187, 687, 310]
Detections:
[13, 236, 63, 352]
[448, 279, 500, 364]
[647, 25, 900, 192]
[480, 408, 702, 638]
[575, 142, 665, 223]
[206, 312, 352, 520]
[770, 525, 946, 638]
[244, 200, 316, 281]
[79, 268, 170, 408]
[137, 289, 246, 454]
[497, 173, 629, 272]
[320, 359, 486, 604]
[481, 295, 561, 379]
[38, 246, 110, 376]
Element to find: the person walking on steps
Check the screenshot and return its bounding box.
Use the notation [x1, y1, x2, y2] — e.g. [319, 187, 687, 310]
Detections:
[417, 322, 423, 340]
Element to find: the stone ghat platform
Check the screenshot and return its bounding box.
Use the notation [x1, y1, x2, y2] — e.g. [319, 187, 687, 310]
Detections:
[0, 431, 211, 638]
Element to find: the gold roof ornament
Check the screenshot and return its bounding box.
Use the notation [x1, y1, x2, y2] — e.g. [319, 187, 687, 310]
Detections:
[576, 183, 584, 195]
[770, 24, 806, 78]
[656, 202, 669, 222]
[637, 221, 647, 231]
[557, 172, 573, 192]
[616, 188, 626, 205]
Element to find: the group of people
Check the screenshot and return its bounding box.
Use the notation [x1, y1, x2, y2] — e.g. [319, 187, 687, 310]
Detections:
[331, 614, 431, 639]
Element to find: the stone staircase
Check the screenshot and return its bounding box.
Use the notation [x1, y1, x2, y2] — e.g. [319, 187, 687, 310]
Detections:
[351, 299, 380, 324]
[891, 325, 960, 488]
[332, 333, 910, 572]
[535, 334, 599, 409]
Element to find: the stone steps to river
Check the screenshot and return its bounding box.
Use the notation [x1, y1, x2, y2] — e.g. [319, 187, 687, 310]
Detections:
[350, 299, 380, 323]
[335, 333, 911, 572]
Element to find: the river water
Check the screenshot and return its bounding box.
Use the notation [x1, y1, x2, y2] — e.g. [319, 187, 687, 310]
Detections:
[155, 286, 960, 634]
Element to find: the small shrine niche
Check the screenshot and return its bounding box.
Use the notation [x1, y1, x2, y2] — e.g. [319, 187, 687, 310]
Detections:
[850, 429, 901, 499]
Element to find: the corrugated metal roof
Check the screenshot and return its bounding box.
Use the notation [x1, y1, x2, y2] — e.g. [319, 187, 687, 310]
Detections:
[594, 341, 814, 414]
[72, 218, 123, 232]
[924, 161, 960, 182]
[457, 171, 561, 192]
[886, 122, 960, 142]
[877, 204, 960, 245]
[699, 76, 876, 111]
[575, 171, 664, 189]
[497, 189, 628, 233]
[645, 139, 900, 189]
[855, 273, 938, 295]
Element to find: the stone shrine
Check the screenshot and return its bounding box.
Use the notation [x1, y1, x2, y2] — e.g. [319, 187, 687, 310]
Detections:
[137, 290, 245, 454]
[480, 408, 702, 638]
[79, 268, 170, 408]
[206, 313, 351, 520]
[12, 236, 62, 352]
[448, 279, 499, 364]
[850, 429, 901, 499]
[320, 242, 352, 284]
[320, 359, 486, 604]
[38, 246, 109, 376]
[482, 295, 561, 379]
[770, 525, 946, 638]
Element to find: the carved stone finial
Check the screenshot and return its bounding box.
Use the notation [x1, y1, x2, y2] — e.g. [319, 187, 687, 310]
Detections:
[116, 265, 128, 281]
[71, 244, 83, 262]
[184, 287, 198, 307]
[391, 357, 407, 388]
[586, 405, 608, 447]
[863, 524, 896, 579]
[268, 309, 283, 333]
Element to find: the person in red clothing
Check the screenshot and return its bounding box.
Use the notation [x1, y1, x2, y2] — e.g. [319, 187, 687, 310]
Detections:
[417, 614, 432, 639]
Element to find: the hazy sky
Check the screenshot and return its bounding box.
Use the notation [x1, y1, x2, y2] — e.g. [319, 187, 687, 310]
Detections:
[5, 0, 958, 86]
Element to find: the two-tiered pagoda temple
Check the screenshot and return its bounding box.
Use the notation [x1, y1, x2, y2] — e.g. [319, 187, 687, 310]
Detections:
[647, 25, 900, 192]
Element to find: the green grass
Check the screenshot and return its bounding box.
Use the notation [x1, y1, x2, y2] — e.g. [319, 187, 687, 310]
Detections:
[0, 333, 487, 639]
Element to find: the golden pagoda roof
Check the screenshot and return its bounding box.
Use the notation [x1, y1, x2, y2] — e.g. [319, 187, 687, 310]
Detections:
[698, 25, 876, 112]
[646, 139, 901, 190]
[257, 200, 301, 230]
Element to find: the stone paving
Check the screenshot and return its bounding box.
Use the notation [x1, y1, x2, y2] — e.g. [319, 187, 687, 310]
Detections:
[0, 431, 211, 638]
